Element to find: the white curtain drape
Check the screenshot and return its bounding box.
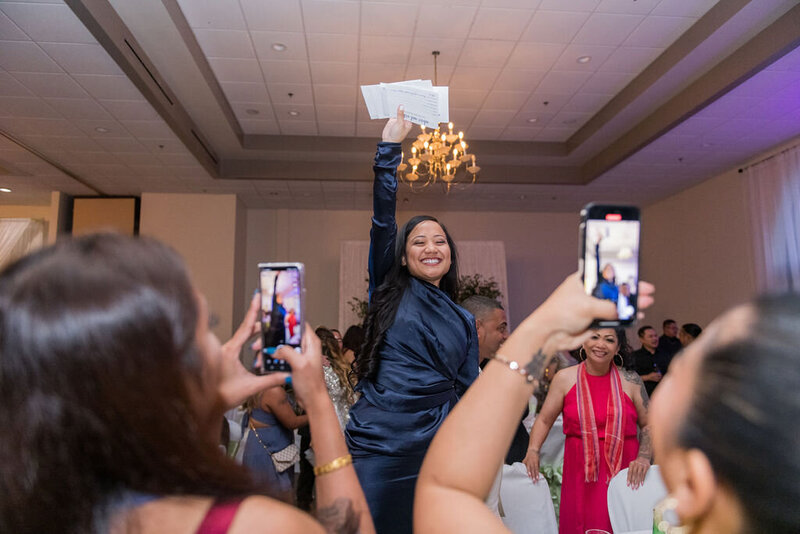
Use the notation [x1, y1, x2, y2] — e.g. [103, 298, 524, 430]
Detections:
[0, 218, 45, 271]
[746, 145, 800, 293]
[338, 240, 509, 331]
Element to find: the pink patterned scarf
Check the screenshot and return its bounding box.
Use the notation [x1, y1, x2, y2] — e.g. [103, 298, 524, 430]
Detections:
[575, 362, 625, 482]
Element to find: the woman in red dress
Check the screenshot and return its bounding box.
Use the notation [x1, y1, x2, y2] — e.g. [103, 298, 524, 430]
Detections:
[523, 328, 652, 533]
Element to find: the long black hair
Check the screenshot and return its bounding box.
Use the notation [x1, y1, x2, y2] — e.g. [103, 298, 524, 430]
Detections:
[0, 234, 256, 533]
[354, 215, 459, 382]
[678, 294, 800, 533]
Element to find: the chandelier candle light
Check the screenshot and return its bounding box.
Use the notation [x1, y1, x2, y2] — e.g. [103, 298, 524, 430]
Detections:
[396, 51, 480, 192]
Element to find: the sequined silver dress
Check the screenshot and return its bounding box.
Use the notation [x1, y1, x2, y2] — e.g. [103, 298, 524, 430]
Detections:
[323, 365, 352, 431]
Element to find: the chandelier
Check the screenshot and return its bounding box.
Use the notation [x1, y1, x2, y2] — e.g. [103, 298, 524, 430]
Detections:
[396, 51, 480, 192]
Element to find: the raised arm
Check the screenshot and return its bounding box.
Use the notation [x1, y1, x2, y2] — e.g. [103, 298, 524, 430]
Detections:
[277, 329, 374, 534]
[414, 274, 655, 534]
[368, 107, 412, 296]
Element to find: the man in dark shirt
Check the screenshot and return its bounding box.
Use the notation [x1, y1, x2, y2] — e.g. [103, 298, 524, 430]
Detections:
[631, 325, 662, 397]
[655, 319, 682, 374]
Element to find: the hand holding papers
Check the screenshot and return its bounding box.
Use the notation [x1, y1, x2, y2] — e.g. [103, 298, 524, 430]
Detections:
[361, 80, 449, 129]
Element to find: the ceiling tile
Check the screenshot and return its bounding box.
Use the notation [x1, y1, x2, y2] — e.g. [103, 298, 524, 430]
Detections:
[251, 31, 307, 61]
[239, 118, 280, 134]
[449, 89, 488, 108]
[0, 96, 58, 118]
[209, 57, 263, 83]
[624, 16, 694, 48]
[0, 71, 31, 96]
[598, 46, 663, 73]
[450, 66, 500, 91]
[0, 11, 28, 41]
[494, 68, 546, 92]
[273, 103, 316, 120]
[572, 13, 644, 46]
[596, 0, 660, 15]
[75, 119, 129, 138]
[482, 90, 529, 111]
[472, 109, 515, 128]
[404, 64, 454, 84]
[45, 97, 113, 120]
[310, 61, 357, 85]
[120, 120, 174, 139]
[499, 126, 542, 140]
[458, 39, 515, 68]
[579, 70, 635, 95]
[468, 8, 531, 41]
[507, 42, 565, 70]
[279, 119, 318, 135]
[408, 38, 464, 66]
[11, 71, 87, 98]
[72, 74, 145, 100]
[651, 0, 718, 18]
[356, 121, 383, 137]
[508, 110, 554, 126]
[240, 0, 303, 32]
[307, 34, 358, 62]
[259, 60, 311, 83]
[194, 29, 254, 59]
[535, 70, 591, 94]
[0, 40, 61, 73]
[521, 92, 571, 113]
[551, 110, 592, 128]
[360, 2, 418, 36]
[220, 81, 271, 103]
[357, 63, 406, 85]
[534, 127, 573, 141]
[552, 44, 616, 72]
[563, 92, 611, 113]
[40, 43, 123, 75]
[301, 0, 360, 34]
[21, 134, 101, 152]
[0, 116, 82, 137]
[416, 5, 477, 39]
[139, 138, 188, 154]
[464, 126, 503, 140]
[449, 107, 477, 125]
[359, 35, 412, 64]
[313, 84, 356, 106]
[231, 101, 274, 119]
[317, 121, 356, 136]
[520, 10, 590, 44]
[267, 83, 314, 104]
[537, 0, 600, 11]
[177, 0, 246, 30]
[315, 105, 355, 122]
[0, 3, 95, 44]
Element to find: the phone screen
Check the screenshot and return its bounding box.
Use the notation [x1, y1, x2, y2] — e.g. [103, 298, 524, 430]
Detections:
[582, 210, 640, 324]
[259, 264, 303, 372]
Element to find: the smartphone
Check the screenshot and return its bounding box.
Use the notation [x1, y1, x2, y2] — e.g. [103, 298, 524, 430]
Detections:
[257, 262, 305, 373]
[579, 203, 641, 327]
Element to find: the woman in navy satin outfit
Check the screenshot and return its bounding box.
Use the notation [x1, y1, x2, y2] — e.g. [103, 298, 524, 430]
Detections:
[344, 107, 480, 534]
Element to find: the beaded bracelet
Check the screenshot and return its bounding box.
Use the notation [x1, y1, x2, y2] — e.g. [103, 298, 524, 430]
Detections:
[313, 453, 353, 476]
[493, 353, 546, 383]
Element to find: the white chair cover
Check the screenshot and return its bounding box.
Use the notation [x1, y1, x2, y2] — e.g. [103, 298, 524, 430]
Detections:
[499, 462, 558, 534]
[607, 465, 667, 532]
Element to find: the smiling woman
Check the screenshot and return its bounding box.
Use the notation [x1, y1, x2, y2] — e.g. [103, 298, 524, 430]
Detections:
[344, 107, 480, 534]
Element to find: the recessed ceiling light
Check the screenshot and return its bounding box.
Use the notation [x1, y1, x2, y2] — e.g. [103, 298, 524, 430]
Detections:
[519, 194, 527, 200]
[527, 117, 538, 123]
[576, 55, 592, 64]
[288, 110, 300, 117]
[94, 127, 110, 133]
[271, 43, 287, 52]
[0, 187, 11, 193]
[245, 108, 260, 115]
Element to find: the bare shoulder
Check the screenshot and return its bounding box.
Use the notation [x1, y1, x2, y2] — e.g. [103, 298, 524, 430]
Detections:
[619, 366, 644, 386]
[551, 365, 577, 392]
[231, 496, 324, 534]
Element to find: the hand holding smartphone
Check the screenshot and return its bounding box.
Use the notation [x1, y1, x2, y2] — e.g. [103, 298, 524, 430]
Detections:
[579, 203, 641, 327]
[256, 263, 305, 374]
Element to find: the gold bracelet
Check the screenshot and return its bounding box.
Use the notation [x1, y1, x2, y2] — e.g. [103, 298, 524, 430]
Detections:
[313, 454, 353, 476]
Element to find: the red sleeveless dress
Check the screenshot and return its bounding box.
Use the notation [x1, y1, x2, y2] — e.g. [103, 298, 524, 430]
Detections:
[559, 371, 639, 533]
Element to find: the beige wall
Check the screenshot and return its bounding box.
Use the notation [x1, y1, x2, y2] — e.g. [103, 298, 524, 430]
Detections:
[72, 197, 137, 236]
[244, 208, 579, 330]
[140, 193, 242, 339]
[641, 168, 757, 331]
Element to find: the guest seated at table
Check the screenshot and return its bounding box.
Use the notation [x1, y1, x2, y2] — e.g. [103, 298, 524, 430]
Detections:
[413, 273, 656, 534]
[0, 234, 374, 534]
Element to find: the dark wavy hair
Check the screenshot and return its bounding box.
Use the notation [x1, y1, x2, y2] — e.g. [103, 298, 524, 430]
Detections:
[0, 234, 255, 533]
[677, 295, 800, 533]
[577, 327, 633, 367]
[354, 215, 459, 382]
